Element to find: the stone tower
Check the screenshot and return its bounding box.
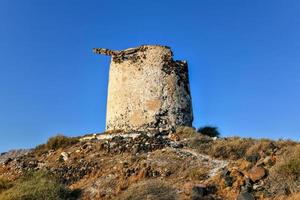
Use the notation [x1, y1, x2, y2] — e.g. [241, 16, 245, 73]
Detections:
[94, 45, 193, 133]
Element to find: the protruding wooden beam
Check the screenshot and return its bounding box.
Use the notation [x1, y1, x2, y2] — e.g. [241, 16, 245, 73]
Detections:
[93, 48, 120, 56]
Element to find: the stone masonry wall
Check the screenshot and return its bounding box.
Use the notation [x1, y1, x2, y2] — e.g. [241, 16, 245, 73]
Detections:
[94, 45, 193, 133]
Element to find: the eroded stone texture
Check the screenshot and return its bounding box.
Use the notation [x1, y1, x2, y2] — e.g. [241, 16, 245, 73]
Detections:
[94, 45, 193, 133]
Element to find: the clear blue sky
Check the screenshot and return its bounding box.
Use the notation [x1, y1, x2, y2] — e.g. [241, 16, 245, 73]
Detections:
[0, 0, 299, 152]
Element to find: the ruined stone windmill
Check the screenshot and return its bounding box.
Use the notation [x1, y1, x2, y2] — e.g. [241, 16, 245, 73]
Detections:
[93, 45, 193, 134]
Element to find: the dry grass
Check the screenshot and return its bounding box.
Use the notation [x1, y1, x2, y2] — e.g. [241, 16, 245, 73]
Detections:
[117, 179, 178, 200]
[186, 167, 209, 181]
[275, 150, 300, 178]
[245, 139, 273, 156]
[188, 134, 213, 155]
[188, 136, 298, 161]
[210, 137, 254, 159]
[283, 192, 300, 200]
[266, 144, 300, 197]
[34, 135, 79, 155]
[176, 126, 197, 139]
[0, 178, 13, 193]
[274, 193, 300, 200]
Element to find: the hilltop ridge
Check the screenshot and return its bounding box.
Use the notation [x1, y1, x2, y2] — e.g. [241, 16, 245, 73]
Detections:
[0, 127, 300, 200]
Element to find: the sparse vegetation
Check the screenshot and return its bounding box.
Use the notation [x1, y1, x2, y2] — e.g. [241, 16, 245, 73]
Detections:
[0, 178, 13, 193]
[188, 134, 213, 154]
[186, 167, 209, 181]
[0, 170, 80, 200]
[176, 126, 197, 139]
[210, 137, 254, 159]
[267, 145, 300, 196]
[283, 192, 300, 200]
[274, 145, 300, 179]
[189, 136, 255, 159]
[245, 139, 273, 157]
[117, 179, 177, 200]
[197, 126, 220, 137]
[34, 135, 79, 155]
[2, 130, 300, 200]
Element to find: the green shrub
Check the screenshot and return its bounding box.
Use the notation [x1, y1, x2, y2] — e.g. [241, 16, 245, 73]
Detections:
[117, 179, 177, 200]
[46, 135, 79, 150]
[34, 135, 79, 155]
[197, 126, 220, 137]
[0, 170, 80, 200]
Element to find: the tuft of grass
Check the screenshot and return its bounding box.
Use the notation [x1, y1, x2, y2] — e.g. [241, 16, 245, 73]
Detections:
[34, 135, 79, 155]
[186, 167, 209, 181]
[197, 126, 220, 137]
[0, 178, 13, 193]
[176, 126, 197, 139]
[0, 170, 80, 200]
[210, 137, 254, 159]
[117, 179, 177, 200]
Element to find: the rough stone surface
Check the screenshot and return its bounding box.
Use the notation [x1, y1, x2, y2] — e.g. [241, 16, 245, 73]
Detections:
[94, 45, 193, 133]
[248, 166, 266, 182]
[0, 149, 30, 164]
[237, 192, 255, 200]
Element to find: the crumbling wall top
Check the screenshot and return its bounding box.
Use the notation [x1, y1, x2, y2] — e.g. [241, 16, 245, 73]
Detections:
[93, 45, 172, 57]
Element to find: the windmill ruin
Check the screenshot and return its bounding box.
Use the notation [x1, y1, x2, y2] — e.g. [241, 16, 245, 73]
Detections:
[93, 45, 193, 134]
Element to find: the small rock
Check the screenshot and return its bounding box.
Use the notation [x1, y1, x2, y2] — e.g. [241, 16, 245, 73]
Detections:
[237, 192, 255, 200]
[191, 186, 206, 200]
[224, 176, 233, 187]
[241, 178, 252, 193]
[168, 133, 180, 141]
[248, 166, 266, 182]
[169, 142, 183, 148]
[268, 142, 276, 151]
[132, 145, 139, 154]
[37, 162, 46, 169]
[262, 156, 275, 166]
[246, 154, 260, 164]
[60, 152, 69, 161]
[238, 160, 252, 171]
[252, 183, 262, 190]
[3, 157, 13, 165]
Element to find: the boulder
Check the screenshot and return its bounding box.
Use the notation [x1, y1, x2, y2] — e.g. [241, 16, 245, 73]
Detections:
[248, 166, 266, 182]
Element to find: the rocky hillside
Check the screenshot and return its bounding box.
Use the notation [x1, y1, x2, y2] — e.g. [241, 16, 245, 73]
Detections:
[0, 127, 299, 200]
